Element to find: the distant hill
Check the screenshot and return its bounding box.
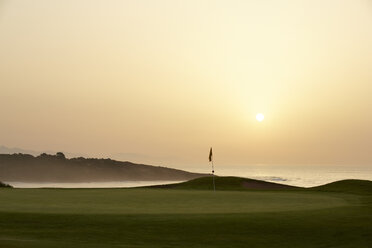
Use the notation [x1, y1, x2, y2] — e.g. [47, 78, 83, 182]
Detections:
[0, 153, 208, 183]
[148, 176, 299, 191]
[0, 145, 81, 158]
[0, 145, 40, 156]
[0, 145, 158, 164]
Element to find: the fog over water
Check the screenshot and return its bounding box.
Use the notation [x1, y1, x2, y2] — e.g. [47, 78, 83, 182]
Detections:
[215, 165, 372, 187]
[6, 165, 372, 188]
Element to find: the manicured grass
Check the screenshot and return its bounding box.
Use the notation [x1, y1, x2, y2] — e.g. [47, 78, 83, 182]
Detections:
[0, 178, 371, 247]
[311, 179, 372, 195]
[0, 188, 352, 214]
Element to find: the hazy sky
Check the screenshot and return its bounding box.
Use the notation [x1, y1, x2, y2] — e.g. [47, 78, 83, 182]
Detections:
[0, 0, 371, 168]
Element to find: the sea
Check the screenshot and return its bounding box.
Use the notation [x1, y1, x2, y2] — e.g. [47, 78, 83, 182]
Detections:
[6, 164, 372, 189]
[214, 164, 372, 187]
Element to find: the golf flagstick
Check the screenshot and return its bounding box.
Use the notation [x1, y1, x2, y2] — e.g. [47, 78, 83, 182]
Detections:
[209, 147, 215, 192]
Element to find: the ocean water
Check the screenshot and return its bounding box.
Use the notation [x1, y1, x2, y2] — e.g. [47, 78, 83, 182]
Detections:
[213, 165, 372, 187]
[6, 165, 372, 188]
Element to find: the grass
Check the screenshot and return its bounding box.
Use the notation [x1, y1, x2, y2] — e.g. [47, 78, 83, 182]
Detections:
[0, 177, 371, 247]
[311, 179, 372, 195]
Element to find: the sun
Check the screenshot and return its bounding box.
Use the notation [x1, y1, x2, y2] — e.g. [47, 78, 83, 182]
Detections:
[256, 113, 264, 122]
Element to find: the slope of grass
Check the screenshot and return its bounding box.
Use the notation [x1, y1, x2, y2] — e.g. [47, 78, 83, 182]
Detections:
[0, 188, 349, 214]
[311, 179, 372, 195]
[149, 176, 299, 191]
[1, 206, 372, 248]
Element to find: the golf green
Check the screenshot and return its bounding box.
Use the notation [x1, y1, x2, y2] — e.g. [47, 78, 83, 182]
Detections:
[0, 180, 371, 247]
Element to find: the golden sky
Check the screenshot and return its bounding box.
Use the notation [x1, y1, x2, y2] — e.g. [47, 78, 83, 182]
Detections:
[0, 0, 371, 167]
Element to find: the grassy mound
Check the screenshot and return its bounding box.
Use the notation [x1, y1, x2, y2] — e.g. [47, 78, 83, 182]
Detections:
[151, 177, 372, 195]
[150, 176, 299, 191]
[0, 181, 12, 188]
[311, 179, 372, 195]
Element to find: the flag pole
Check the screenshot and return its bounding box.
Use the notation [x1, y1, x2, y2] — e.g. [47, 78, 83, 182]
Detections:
[211, 159, 216, 192]
[209, 147, 215, 192]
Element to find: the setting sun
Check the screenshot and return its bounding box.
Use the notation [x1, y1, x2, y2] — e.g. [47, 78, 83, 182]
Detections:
[256, 113, 265, 122]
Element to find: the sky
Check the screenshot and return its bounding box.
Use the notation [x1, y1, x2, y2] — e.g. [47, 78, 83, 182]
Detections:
[0, 0, 371, 168]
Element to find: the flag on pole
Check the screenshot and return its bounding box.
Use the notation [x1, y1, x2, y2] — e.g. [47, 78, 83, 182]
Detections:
[209, 147, 213, 162]
[208, 147, 216, 191]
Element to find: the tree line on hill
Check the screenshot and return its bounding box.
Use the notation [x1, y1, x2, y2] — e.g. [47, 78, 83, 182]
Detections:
[0, 181, 12, 188]
[0, 152, 207, 183]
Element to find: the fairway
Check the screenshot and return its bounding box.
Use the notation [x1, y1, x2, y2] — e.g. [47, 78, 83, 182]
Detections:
[0, 183, 371, 248]
[0, 188, 353, 214]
